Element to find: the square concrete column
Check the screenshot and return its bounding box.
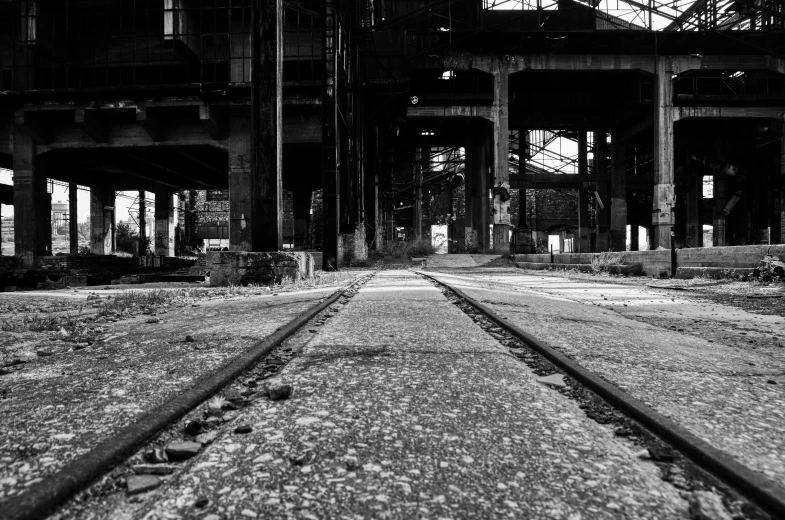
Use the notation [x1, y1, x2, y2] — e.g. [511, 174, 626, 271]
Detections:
[90, 188, 115, 255]
[713, 175, 726, 247]
[226, 0, 282, 254]
[629, 220, 639, 251]
[686, 170, 702, 247]
[595, 131, 610, 252]
[610, 131, 627, 251]
[138, 190, 147, 255]
[466, 126, 491, 251]
[779, 135, 785, 243]
[13, 128, 51, 266]
[155, 188, 177, 257]
[69, 183, 79, 255]
[577, 130, 590, 253]
[252, 0, 282, 251]
[322, 0, 339, 269]
[414, 148, 423, 240]
[492, 63, 510, 253]
[293, 189, 312, 249]
[652, 56, 675, 249]
[464, 146, 476, 250]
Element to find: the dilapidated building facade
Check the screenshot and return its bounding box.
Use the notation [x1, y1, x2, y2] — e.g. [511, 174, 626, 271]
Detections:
[1, 0, 785, 271]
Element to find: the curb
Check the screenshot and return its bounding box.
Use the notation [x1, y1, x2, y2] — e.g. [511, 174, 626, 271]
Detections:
[419, 271, 785, 519]
[1, 277, 369, 520]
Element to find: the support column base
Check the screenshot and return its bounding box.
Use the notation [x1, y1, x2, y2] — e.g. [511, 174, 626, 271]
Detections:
[339, 224, 368, 266]
[492, 224, 510, 253]
[207, 251, 314, 287]
[652, 225, 672, 250]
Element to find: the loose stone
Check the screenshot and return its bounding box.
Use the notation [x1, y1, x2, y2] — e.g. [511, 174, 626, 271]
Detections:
[185, 335, 195, 342]
[165, 441, 201, 459]
[267, 381, 293, 400]
[132, 464, 175, 475]
[688, 490, 732, 520]
[537, 373, 567, 389]
[234, 425, 253, 434]
[126, 474, 161, 495]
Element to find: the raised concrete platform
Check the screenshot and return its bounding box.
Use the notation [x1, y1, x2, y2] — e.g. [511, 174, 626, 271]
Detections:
[207, 251, 314, 287]
[514, 245, 785, 278]
[516, 261, 643, 275]
[676, 266, 757, 280]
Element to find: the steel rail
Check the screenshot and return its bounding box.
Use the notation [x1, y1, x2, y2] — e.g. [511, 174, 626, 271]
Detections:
[0, 276, 371, 520]
[419, 271, 785, 519]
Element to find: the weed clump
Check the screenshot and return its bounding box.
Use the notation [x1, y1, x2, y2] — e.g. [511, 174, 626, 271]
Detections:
[368, 238, 437, 264]
[591, 252, 626, 274]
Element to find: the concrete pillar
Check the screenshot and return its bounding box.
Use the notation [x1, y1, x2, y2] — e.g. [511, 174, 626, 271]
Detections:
[467, 127, 491, 251]
[322, 0, 339, 269]
[686, 171, 702, 247]
[464, 145, 476, 250]
[595, 131, 610, 252]
[446, 187, 454, 252]
[492, 63, 510, 253]
[630, 220, 639, 251]
[154, 187, 176, 257]
[779, 135, 785, 243]
[414, 148, 423, 240]
[610, 131, 627, 252]
[293, 189, 312, 248]
[69, 183, 79, 255]
[251, 0, 283, 251]
[577, 130, 590, 253]
[13, 128, 50, 266]
[713, 175, 726, 247]
[229, 113, 254, 252]
[90, 188, 115, 255]
[138, 191, 147, 256]
[652, 56, 675, 249]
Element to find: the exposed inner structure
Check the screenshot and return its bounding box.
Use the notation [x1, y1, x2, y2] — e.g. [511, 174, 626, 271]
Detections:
[1, 0, 784, 272]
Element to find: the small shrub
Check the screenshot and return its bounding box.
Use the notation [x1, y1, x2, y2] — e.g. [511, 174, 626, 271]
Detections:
[370, 238, 436, 263]
[758, 256, 785, 283]
[591, 252, 625, 274]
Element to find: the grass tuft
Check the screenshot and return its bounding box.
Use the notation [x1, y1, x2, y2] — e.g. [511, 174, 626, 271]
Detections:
[591, 252, 626, 274]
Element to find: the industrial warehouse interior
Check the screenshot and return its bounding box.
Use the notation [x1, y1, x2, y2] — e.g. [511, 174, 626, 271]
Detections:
[1, 1, 785, 519]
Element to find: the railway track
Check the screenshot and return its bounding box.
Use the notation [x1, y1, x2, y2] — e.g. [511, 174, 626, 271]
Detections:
[418, 270, 785, 520]
[2, 268, 782, 519]
[0, 274, 375, 520]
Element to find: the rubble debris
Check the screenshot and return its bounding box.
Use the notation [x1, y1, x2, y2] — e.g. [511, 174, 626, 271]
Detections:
[195, 431, 218, 445]
[536, 374, 567, 389]
[266, 380, 293, 401]
[144, 447, 169, 464]
[132, 464, 175, 475]
[165, 441, 202, 460]
[648, 445, 675, 462]
[688, 490, 732, 520]
[126, 474, 162, 495]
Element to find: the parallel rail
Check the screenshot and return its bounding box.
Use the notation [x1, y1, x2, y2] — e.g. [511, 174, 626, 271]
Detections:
[1, 276, 371, 520]
[419, 271, 785, 520]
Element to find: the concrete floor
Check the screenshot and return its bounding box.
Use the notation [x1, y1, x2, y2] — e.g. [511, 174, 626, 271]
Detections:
[423, 268, 785, 489]
[5, 263, 779, 518]
[55, 270, 693, 519]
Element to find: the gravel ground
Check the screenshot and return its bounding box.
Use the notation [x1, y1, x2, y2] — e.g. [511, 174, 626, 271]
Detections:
[0, 280, 357, 501]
